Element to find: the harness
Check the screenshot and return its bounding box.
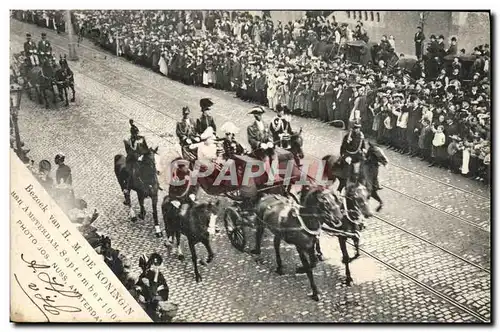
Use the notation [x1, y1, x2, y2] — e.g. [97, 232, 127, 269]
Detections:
[344, 131, 365, 155]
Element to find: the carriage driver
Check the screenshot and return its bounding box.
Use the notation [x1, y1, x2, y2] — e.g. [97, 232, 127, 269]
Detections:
[38, 32, 53, 61]
[23, 33, 40, 67]
[340, 121, 367, 182]
[269, 104, 294, 149]
[176, 106, 199, 160]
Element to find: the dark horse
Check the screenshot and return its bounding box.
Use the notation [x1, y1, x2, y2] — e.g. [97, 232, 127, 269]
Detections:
[162, 195, 220, 282]
[25, 57, 57, 109]
[322, 142, 389, 211]
[55, 55, 76, 106]
[250, 188, 344, 301]
[114, 145, 161, 237]
[288, 129, 304, 167]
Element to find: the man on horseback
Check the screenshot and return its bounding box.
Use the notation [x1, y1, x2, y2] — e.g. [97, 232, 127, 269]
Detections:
[176, 106, 199, 161]
[23, 33, 40, 67]
[269, 103, 294, 149]
[196, 98, 217, 135]
[340, 121, 367, 183]
[57, 55, 76, 103]
[37, 32, 52, 61]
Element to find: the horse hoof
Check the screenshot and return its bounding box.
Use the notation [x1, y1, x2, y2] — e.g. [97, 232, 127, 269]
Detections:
[316, 254, 324, 261]
[195, 275, 202, 283]
[65, 103, 69, 107]
[155, 232, 162, 238]
[295, 266, 308, 274]
[346, 278, 353, 286]
[276, 267, 284, 275]
[71, 98, 75, 102]
[206, 255, 214, 264]
[123, 201, 130, 206]
[310, 293, 320, 302]
[250, 249, 261, 255]
[199, 259, 207, 266]
[177, 254, 185, 261]
[131, 217, 137, 222]
[376, 205, 383, 212]
[138, 214, 145, 220]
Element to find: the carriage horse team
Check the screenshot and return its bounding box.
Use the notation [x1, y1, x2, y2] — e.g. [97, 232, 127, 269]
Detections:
[12, 32, 389, 301]
[11, 32, 76, 109]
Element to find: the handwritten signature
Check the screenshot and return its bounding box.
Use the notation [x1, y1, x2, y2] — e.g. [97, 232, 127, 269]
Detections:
[14, 254, 82, 322]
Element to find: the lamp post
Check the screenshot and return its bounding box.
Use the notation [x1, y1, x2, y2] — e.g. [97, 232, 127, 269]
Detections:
[65, 10, 79, 61]
[10, 83, 30, 163]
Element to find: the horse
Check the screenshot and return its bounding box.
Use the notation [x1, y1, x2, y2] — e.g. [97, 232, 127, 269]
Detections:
[114, 146, 161, 237]
[322, 142, 388, 211]
[162, 197, 220, 283]
[25, 57, 57, 108]
[288, 129, 304, 166]
[250, 188, 344, 301]
[55, 55, 76, 106]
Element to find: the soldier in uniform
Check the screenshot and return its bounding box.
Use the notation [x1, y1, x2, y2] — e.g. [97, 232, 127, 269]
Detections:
[38, 32, 52, 61]
[23, 33, 40, 67]
[176, 106, 198, 161]
[340, 122, 367, 183]
[247, 106, 273, 160]
[196, 98, 217, 135]
[221, 122, 244, 160]
[269, 103, 294, 149]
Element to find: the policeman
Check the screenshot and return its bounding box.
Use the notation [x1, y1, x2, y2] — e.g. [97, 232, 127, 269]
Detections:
[340, 121, 367, 182]
[23, 33, 39, 66]
[55, 153, 73, 185]
[196, 98, 217, 135]
[269, 103, 294, 149]
[38, 32, 52, 61]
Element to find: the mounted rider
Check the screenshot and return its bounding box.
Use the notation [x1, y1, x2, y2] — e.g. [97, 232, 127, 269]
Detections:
[269, 103, 294, 149]
[196, 98, 217, 135]
[37, 32, 52, 61]
[176, 106, 199, 161]
[23, 33, 40, 67]
[221, 122, 244, 160]
[340, 121, 367, 182]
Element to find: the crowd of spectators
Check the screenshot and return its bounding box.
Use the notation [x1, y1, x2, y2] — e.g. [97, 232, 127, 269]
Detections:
[12, 10, 491, 184]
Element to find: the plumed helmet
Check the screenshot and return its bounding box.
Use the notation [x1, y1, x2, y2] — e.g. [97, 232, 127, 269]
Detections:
[129, 119, 140, 135]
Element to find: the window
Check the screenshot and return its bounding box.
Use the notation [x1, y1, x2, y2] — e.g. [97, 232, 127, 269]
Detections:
[376, 12, 380, 22]
[346, 11, 350, 19]
[358, 11, 362, 20]
[353, 11, 356, 19]
[364, 11, 368, 20]
[370, 11, 374, 21]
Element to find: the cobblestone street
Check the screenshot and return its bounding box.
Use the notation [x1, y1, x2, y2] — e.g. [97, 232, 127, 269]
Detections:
[10, 19, 491, 322]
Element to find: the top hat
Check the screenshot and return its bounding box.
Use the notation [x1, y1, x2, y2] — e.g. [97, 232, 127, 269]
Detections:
[26, 33, 32, 38]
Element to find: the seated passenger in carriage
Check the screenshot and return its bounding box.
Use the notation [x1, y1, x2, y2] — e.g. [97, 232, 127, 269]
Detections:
[221, 121, 245, 160]
[23, 33, 40, 67]
[247, 106, 274, 160]
[197, 126, 219, 164]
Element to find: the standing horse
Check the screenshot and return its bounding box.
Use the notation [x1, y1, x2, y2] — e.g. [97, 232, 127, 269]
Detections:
[114, 146, 161, 237]
[250, 188, 344, 301]
[26, 58, 57, 108]
[322, 142, 388, 211]
[162, 197, 220, 282]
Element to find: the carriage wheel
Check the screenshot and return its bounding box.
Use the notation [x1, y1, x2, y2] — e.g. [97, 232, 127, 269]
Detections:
[224, 189, 244, 201]
[224, 207, 246, 252]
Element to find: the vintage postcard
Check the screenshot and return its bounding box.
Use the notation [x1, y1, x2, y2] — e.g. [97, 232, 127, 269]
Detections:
[9, 10, 491, 323]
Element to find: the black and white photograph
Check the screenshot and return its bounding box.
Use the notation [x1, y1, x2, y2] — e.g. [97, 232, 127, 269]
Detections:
[9, 9, 491, 323]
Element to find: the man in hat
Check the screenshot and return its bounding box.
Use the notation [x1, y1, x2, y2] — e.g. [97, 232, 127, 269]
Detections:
[340, 121, 367, 182]
[24, 33, 39, 66]
[447, 37, 458, 56]
[176, 106, 198, 160]
[269, 104, 294, 149]
[414, 26, 425, 60]
[247, 106, 273, 160]
[38, 32, 52, 61]
[221, 122, 244, 160]
[55, 153, 73, 186]
[196, 98, 217, 135]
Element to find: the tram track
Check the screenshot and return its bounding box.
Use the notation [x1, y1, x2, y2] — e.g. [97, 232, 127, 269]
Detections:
[10, 24, 491, 322]
[11, 21, 490, 202]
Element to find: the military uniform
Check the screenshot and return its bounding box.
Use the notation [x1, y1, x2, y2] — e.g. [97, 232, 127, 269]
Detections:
[23, 34, 40, 66]
[340, 124, 366, 179]
[269, 112, 293, 149]
[247, 108, 273, 160]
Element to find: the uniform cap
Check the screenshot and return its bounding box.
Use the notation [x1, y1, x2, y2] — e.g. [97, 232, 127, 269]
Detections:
[248, 106, 265, 115]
